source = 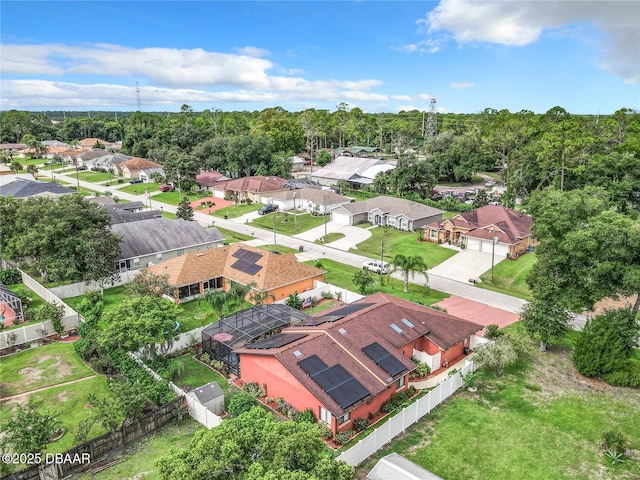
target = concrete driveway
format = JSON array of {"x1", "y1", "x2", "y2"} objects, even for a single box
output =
[
  {"x1": 428, "y1": 248, "x2": 506, "y2": 284},
  {"x1": 293, "y1": 222, "x2": 372, "y2": 251}
]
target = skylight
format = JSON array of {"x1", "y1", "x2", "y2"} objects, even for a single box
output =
[
  {"x1": 293, "y1": 350, "x2": 303, "y2": 358},
  {"x1": 390, "y1": 323, "x2": 403, "y2": 334},
  {"x1": 338, "y1": 327, "x2": 347, "y2": 335},
  {"x1": 401, "y1": 318, "x2": 415, "y2": 328}
]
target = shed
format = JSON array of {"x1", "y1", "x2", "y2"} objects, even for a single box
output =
[
  {"x1": 367, "y1": 453, "x2": 445, "y2": 480},
  {"x1": 187, "y1": 381, "x2": 225, "y2": 415}
]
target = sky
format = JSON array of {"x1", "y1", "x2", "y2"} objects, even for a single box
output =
[{"x1": 1, "y1": 0, "x2": 639, "y2": 115}]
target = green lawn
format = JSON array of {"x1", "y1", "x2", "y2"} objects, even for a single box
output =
[
  {"x1": 251, "y1": 211, "x2": 327, "y2": 235},
  {"x1": 312, "y1": 259, "x2": 449, "y2": 306},
  {"x1": 216, "y1": 226, "x2": 253, "y2": 243},
  {"x1": 152, "y1": 191, "x2": 201, "y2": 206},
  {"x1": 0, "y1": 342, "x2": 95, "y2": 398},
  {"x1": 75, "y1": 171, "x2": 117, "y2": 183},
  {"x1": 170, "y1": 355, "x2": 241, "y2": 407},
  {"x1": 162, "y1": 211, "x2": 177, "y2": 219},
  {"x1": 351, "y1": 227, "x2": 458, "y2": 269},
  {"x1": 477, "y1": 252, "x2": 536, "y2": 300},
  {"x1": 315, "y1": 232, "x2": 345, "y2": 244},
  {"x1": 117, "y1": 182, "x2": 160, "y2": 195},
  {"x1": 212, "y1": 203, "x2": 262, "y2": 219},
  {"x1": 0, "y1": 375, "x2": 111, "y2": 455},
  {"x1": 256, "y1": 244, "x2": 299, "y2": 255},
  {"x1": 356, "y1": 342, "x2": 640, "y2": 480},
  {"x1": 76, "y1": 419, "x2": 200, "y2": 480},
  {"x1": 1, "y1": 283, "x2": 48, "y2": 331}
]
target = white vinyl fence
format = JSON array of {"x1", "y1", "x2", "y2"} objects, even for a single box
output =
[
  {"x1": 273, "y1": 281, "x2": 364, "y2": 306},
  {"x1": 336, "y1": 360, "x2": 476, "y2": 467},
  {"x1": 129, "y1": 352, "x2": 222, "y2": 429},
  {"x1": 0, "y1": 269, "x2": 81, "y2": 349},
  {"x1": 49, "y1": 270, "x2": 140, "y2": 299}
]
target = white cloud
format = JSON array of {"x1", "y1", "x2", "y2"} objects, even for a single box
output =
[
  {"x1": 450, "y1": 82, "x2": 474, "y2": 90},
  {"x1": 422, "y1": 0, "x2": 639, "y2": 84},
  {"x1": 233, "y1": 46, "x2": 270, "y2": 58}
]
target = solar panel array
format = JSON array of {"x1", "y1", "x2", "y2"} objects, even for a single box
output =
[
  {"x1": 362, "y1": 342, "x2": 407, "y2": 377},
  {"x1": 231, "y1": 248, "x2": 264, "y2": 275},
  {"x1": 316, "y1": 303, "x2": 374, "y2": 322},
  {"x1": 298, "y1": 355, "x2": 369, "y2": 409}
]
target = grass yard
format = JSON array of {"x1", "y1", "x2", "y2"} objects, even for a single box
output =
[
  {"x1": 355, "y1": 338, "x2": 640, "y2": 480},
  {"x1": 0, "y1": 370, "x2": 111, "y2": 454},
  {"x1": 152, "y1": 191, "x2": 200, "y2": 206},
  {"x1": 256, "y1": 244, "x2": 299, "y2": 254},
  {"x1": 251, "y1": 211, "x2": 326, "y2": 235},
  {"x1": 75, "y1": 419, "x2": 200, "y2": 480},
  {"x1": 75, "y1": 171, "x2": 117, "y2": 183},
  {"x1": 315, "y1": 232, "x2": 345, "y2": 244},
  {"x1": 351, "y1": 227, "x2": 458, "y2": 269},
  {"x1": 477, "y1": 252, "x2": 536, "y2": 300},
  {"x1": 212, "y1": 203, "x2": 262, "y2": 219},
  {"x1": 216, "y1": 226, "x2": 253, "y2": 243},
  {"x1": 312, "y1": 259, "x2": 449, "y2": 306},
  {"x1": 117, "y1": 182, "x2": 160, "y2": 194},
  {"x1": 0, "y1": 342, "x2": 95, "y2": 398},
  {"x1": 169, "y1": 355, "x2": 241, "y2": 407}
]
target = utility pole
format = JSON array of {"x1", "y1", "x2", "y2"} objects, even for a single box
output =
[
  {"x1": 491, "y1": 230, "x2": 497, "y2": 282},
  {"x1": 273, "y1": 214, "x2": 277, "y2": 252},
  {"x1": 426, "y1": 98, "x2": 437, "y2": 137},
  {"x1": 380, "y1": 238, "x2": 385, "y2": 285},
  {"x1": 136, "y1": 82, "x2": 141, "y2": 111}
]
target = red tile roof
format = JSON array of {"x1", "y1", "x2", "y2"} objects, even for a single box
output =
[
  {"x1": 216, "y1": 176, "x2": 288, "y2": 193},
  {"x1": 196, "y1": 171, "x2": 230, "y2": 186},
  {"x1": 119, "y1": 157, "x2": 163, "y2": 171}
]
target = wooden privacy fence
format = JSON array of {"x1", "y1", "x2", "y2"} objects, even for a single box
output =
[
  {"x1": 2, "y1": 398, "x2": 182, "y2": 480},
  {"x1": 336, "y1": 360, "x2": 476, "y2": 467}
]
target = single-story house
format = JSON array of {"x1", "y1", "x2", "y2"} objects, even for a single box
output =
[
  {"x1": 146, "y1": 243, "x2": 326, "y2": 304},
  {"x1": 0, "y1": 144, "x2": 28, "y2": 155},
  {"x1": 330, "y1": 196, "x2": 444, "y2": 231},
  {"x1": 195, "y1": 171, "x2": 231, "y2": 193},
  {"x1": 212, "y1": 176, "x2": 289, "y2": 203},
  {"x1": 111, "y1": 218, "x2": 224, "y2": 272},
  {"x1": 42, "y1": 140, "x2": 70, "y2": 149},
  {"x1": 367, "y1": 453, "x2": 445, "y2": 480},
  {"x1": 77, "y1": 138, "x2": 110, "y2": 149},
  {"x1": 77, "y1": 150, "x2": 110, "y2": 168},
  {"x1": 263, "y1": 187, "x2": 353, "y2": 214},
  {"x1": 312, "y1": 156, "x2": 393, "y2": 187},
  {"x1": 0, "y1": 177, "x2": 76, "y2": 199},
  {"x1": 91, "y1": 153, "x2": 132, "y2": 172},
  {"x1": 231, "y1": 293, "x2": 482, "y2": 435},
  {"x1": 139, "y1": 167, "x2": 165, "y2": 183},
  {"x1": 332, "y1": 146, "x2": 381, "y2": 157},
  {"x1": 113, "y1": 158, "x2": 163, "y2": 179},
  {"x1": 423, "y1": 205, "x2": 535, "y2": 258},
  {"x1": 60, "y1": 148, "x2": 90, "y2": 164},
  {"x1": 187, "y1": 382, "x2": 225, "y2": 415}
]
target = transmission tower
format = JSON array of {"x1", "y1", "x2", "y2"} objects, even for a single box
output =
[
  {"x1": 426, "y1": 98, "x2": 437, "y2": 137},
  {"x1": 136, "y1": 82, "x2": 141, "y2": 111}
]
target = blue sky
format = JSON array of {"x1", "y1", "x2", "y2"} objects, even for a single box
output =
[{"x1": 1, "y1": 1, "x2": 638, "y2": 114}]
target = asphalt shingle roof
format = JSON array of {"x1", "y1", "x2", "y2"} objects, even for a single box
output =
[{"x1": 333, "y1": 196, "x2": 444, "y2": 220}]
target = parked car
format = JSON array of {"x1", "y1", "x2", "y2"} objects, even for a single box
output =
[
  {"x1": 159, "y1": 184, "x2": 173, "y2": 192},
  {"x1": 465, "y1": 189, "x2": 477, "y2": 196},
  {"x1": 75, "y1": 166, "x2": 87, "y2": 171},
  {"x1": 431, "y1": 192, "x2": 443, "y2": 201},
  {"x1": 362, "y1": 260, "x2": 391, "y2": 274},
  {"x1": 258, "y1": 204, "x2": 279, "y2": 215},
  {"x1": 129, "y1": 179, "x2": 143, "y2": 184},
  {"x1": 485, "y1": 180, "x2": 496, "y2": 187}
]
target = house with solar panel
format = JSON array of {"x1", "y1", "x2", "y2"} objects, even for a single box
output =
[
  {"x1": 214, "y1": 292, "x2": 483, "y2": 435},
  {"x1": 145, "y1": 243, "x2": 326, "y2": 304}
]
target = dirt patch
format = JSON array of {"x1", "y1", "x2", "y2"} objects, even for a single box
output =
[{"x1": 17, "y1": 367, "x2": 45, "y2": 386}]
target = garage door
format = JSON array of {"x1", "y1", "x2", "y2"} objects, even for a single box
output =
[
  {"x1": 493, "y1": 242, "x2": 509, "y2": 257},
  {"x1": 331, "y1": 212, "x2": 351, "y2": 225},
  {"x1": 465, "y1": 237, "x2": 482, "y2": 251}
]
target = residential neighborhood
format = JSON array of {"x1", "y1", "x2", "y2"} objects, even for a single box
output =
[{"x1": 1, "y1": 51, "x2": 639, "y2": 480}]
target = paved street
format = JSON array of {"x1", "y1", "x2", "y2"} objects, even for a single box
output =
[{"x1": 53, "y1": 172, "x2": 528, "y2": 315}]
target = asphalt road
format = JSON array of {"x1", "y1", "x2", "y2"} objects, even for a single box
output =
[{"x1": 55, "y1": 172, "x2": 527, "y2": 315}]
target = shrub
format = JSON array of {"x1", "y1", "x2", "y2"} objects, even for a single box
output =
[
  {"x1": 485, "y1": 324, "x2": 503, "y2": 339},
  {"x1": 227, "y1": 393, "x2": 258, "y2": 417},
  {"x1": 601, "y1": 429, "x2": 629, "y2": 455},
  {"x1": 334, "y1": 430, "x2": 353, "y2": 445},
  {"x1": 353, "y1": 417, "x2": 369, "y2": 431},
  {"x1": 241, "y1": 381, "x2": 265, "y2": 398},
  {"x1": 410, "y1": 357, "x2": 431, "y2": 378},
  {"x1": 295, "y1": 407, "x2": 315, "y2": 424},
  {"x1": 0, "y1": 268, "x2": 21, "y2": 285},
  {"x1": 317, "y1": 422, "x2": 333, "y2": 440},
  {"x1": 602, "y1": 359, "x2": 640, "y2": 387}
]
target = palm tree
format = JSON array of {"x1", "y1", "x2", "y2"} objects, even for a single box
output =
[
  {"x1": 205, "y1": 290, "x2": 231, "y2": 319},
  {"x1": 250, "y1": 289, "x2": 276, "y2": 306},
  {"x1": 390, "y1": 254, "x2": 428, "y2": 293},
  {"x1": 227, "y1": 281, "x2": 253, "y2": 309}
]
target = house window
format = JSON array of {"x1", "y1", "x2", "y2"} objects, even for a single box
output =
[
  {"x1": 156, "y1": 253, "x2": 163, "y2": 262},
  {"x1": 396, "y1": 376, "x2": 406, "y2": 389},
  {"x1": 319, "y1": 407, "x2": 332, "y2": 425},
  {"x1": 133, "y1": 258, "x2": 140, "y2": 268},
  {"x1": 430, "y1": 229, "x2": 438, "y2": 239},
  {"x1": 387, "y1": 218, "x2": 395, "y2": 226},
  {"x1": 338, "y1": 412, "x2": 350, "y2": 425}
]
